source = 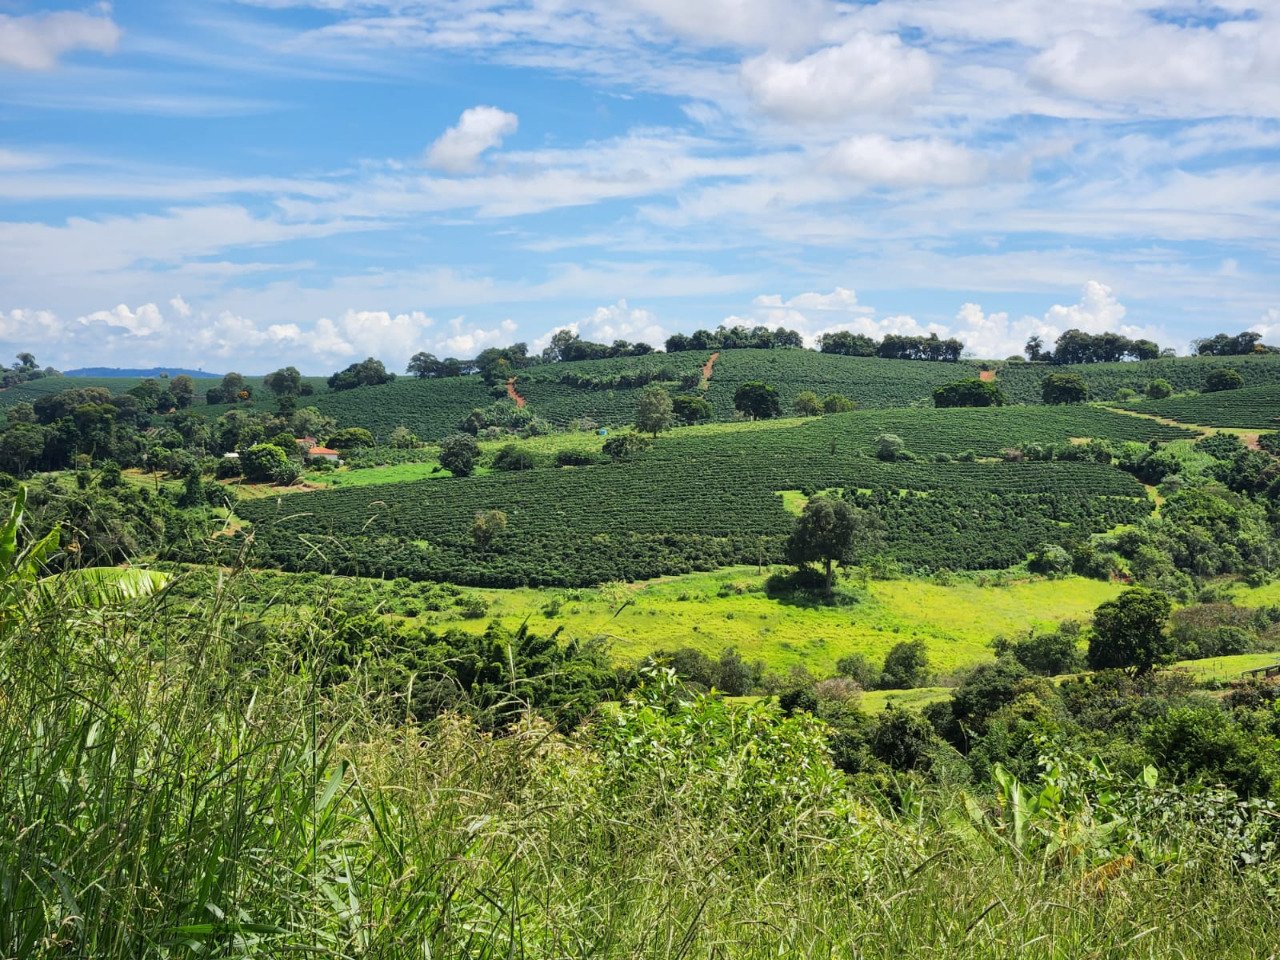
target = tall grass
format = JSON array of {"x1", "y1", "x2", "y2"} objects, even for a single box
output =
[{"x1": 2, "y1": 566, "x2": 1279, "y2": 958}]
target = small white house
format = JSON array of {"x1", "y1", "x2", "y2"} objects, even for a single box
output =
[{"x1": 307, "y1": 446, "x2": 341, "y2": 463}]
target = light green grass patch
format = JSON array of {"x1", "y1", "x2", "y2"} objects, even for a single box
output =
[
  {"x1": 1168, "y1": 652, "x2": 1280, "y2": 684},
  {"x1": 861, "y1": 687, "x2": 951, "y2": 713},
  {"x1": 443, "y1": 566, "x2": 1122, "y2": 675}
]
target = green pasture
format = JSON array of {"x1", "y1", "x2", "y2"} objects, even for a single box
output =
[{"x1": 440, "y1": 566, "x2": 1123, "y2": 675}]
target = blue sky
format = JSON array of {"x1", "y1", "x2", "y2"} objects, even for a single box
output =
[{"x1": 2, "y1": 0, "x2": 1280, "y2": 373}]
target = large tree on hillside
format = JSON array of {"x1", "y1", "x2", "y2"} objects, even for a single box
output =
[
  {"x1": 734, "y1": 381, "x2": 781, "y2": 420},
  {"x1": 636, "y1": 386, "x2": 674, "y2": 437},
  {"x1": 1041, "y1": 373, "x2": 1089, "y2": 405},
  {"x1": 1087, "y1": 587, "x2": 1174, "y2": 676},
  {"x1": 786, "y1": 496, "x2": 880, "y2": 596},
  {"x1": 933, "y1": 379, "x2": 1007, "y2": 408}
]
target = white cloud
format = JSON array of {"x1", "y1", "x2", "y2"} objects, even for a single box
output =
[
  {"x1": 169, "y1": 294, "x2": 192, "y2": 318},
  {"x1": 575, "y1": 299, "x2": 669, "y2": 346},
  {"x1": 79, "y1": 302, "x2": 166, "y2": 337},
  {"x1": 433, "y1": 316, "x2": 519, "y2": 357},
  {"x1": 753, "y1": 286, "x2": 872, "y2": 315},
  {"x1": 1251, "y1": 308, "x2": 1280, "y2": 345},
  {"x1": 742, "y1": 286, "x2": 943, "y2": 346},
  {"x1": 0, "y1": 9, "x2": 121, "y2": 70},
  {"x1": 0, "y1": 307, "x2": 64, "y2": 342},
  {"x1": 740, "y1": 33, "x2": 936, "y2": 121},
  {"x1": 425, "y1": 106, "x2": 519, "y2": 174},
  {"x1": 1043, "y1": 279, "x2": 1127, "y2": 334},
  {"x1": 948, "y1": 302, "x2": 1055, "y2": 359},
  {"x1": 823, "y1": 135, "x2": 991, "y2": 187},
  {"x1": 1027, "y1": 19, "x2": 1280, "y2": 115},
  {"x1": 627, "y1": 0, "x2": 831, "y2": 48}
]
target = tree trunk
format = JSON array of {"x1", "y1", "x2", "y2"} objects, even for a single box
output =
[{"x1": 824, "y1": 559, "x2": 834, "y2": 596}]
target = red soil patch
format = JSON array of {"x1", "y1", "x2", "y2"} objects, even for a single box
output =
[
  {"x1": 506, "y1": 376, "x2": 526, "y2": 408},
  {"x1": 978, "y1": 369, "x2": 996, "y2": 382},
  {"x1": 1242, "y1": 433, "x2": 1262, "y2": 451},
  {"x1": 701, "y1": 352, "x2": 720, "y2": 384}
]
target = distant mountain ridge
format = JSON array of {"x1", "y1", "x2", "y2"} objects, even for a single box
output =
[{"x1": 62, "y1": 367, "x2": 223, "y2": 378}]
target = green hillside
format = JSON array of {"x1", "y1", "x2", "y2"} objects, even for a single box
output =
[
  {"x1": 1116, "y1": 382, "x2": 1280, "y2": 430},
  {"x1": 211, "y1": 350, "x2": 1280, "y2": 441},
  {"x1": 229, "y1": 406, "x2": 1162, "y2": 587}
]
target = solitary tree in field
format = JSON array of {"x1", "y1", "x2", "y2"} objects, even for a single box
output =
[
  {"x1": 875, "y1": 434, "x2": 904, "y2": 461},
  {"x1": 793, "y1": 391, "x2": 822, "y2": 416},
  {"x1": 933, "y1": 379, "x2": 1006, "y2": 408},
  {"x1": 636, "y1": 386, "x2": 674, "y2": 437},
  {"x1": 734, "y1": 381, "x2": 781, "y2": 420},
  {"x1": 786, "y1": 496, "x2": 881, "y2": 597},
  {"x1": 472, "y1": 509, "x2": 508, "y2": 550},
  {"x1": 1041, "y1": 373, "x2": 1090, "y2": 405},
  {"x1": 822, "y1": 394, "x2": 855, "y2": 414},
  {"x1": 264, "y1": 366, "x2": 303, "y2": 396},
  {"x1": 1204, "y1": 368, "x2": 1244, "y2": 393},
  {"x1": 1146, "y1": 378, "x2": 1173, "y2": 399},
  {"x1": 1087, "y1": 587, "x2": 1174, "y2": 675},
  {"x1": 673, "y1": 394, "x2": 711, "y2": 424},
  {"x1": 439, "y1": 434, "x2": 480, "y2": 476}
]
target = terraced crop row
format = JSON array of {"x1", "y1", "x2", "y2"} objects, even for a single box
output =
[
  {"x1": 1115, "y1": 383, "x2": 1280, "y2": 430},
  {"x1": 991, "y1": 355, "x2": 1280, "y2": 405},
  {"x1": 229, "y1": 408, "x2": 1155, "y2": 586}
]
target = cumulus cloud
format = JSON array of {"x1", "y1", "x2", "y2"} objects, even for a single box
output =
[
  {"x1": 1250, "y1": 308, "x2": 1280, "y2": 345},
  {"x1": 79, "y1": 302, "x2": 166, "y2": 337},
  {"x1": 948, "y1": 302, "x2": 1055, "y2": 360},
  {"x1": 573, "y1": 299, "x2": 669, "y2": 346},
  {"x1": 948, "y1": 282, "x2": 1167, "y2": 359},
  {"x1": 740, "y1": 33, "x2": 935, "y2": 121},
  {"x1": 169, "y1": 294, "x2": 192, "y2": 318},
  {"x1": 740, "y1": 286, "x2": 941, "y2": 346},
  {"x1": 823, "y1": 135, "x2": 991, "y2": 187},
  {"x1": 434, "y1": 316, "x2": 519, "y2": 357},
  {"x1": 0, "y1": 9, "x2": 121, "y2": 70},
  {"x1": 425, "y1": 106, "x2": 519, "y2": 174},
  {"x1": 1028, "y1": 19, "x2": 1280, "y2": 114},
  {"x1": 0, "y1": 307, "x2": 64, "y2": 341}
]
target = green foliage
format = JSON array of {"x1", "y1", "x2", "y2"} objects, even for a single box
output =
[
  {"x1": 602, "y1": 431, "x2": 651, "y2": 461},
  {"x1": 328, "y1": 357, "x2": 396, "y2": 391},
  {"x1": 785, "y1": 495, "x2": 864, "y2": 595},
  {"x1": 880, "y1": 639, "x2": 931, "y2": 689},
  {"x1": 439, "y1": 433, "x2": 480, "y2": 477},
  {"x1": 1042, "y1": 372, "x2": 1090, "y2": 405},
  {"x1": 822, "y1": 393, "x2": 855, "y2": 413},
  {"x1": 635, "y1": 386, "x2": 674, "y2": 437},
  {"x1": 1088, "y1": 587, "x2": 1175, "y2": 675},
  {"x1": 241, "y1": 443, "x2": 291, "y2": 483},
  {"x1": 1205, "y1": 368, "x2": 1245, "y2": 393},
  {"x1": 875, "y1": 433, "x2": 904, "y2": 461},
  {"x1": 792, "y1": 390, "x2": 822, "y2": 416},
  {"x1": 1118, "y1": 382, "x2": 1280, "y2": 430},
  {"x1": 933, "y1": 379, "x2": 1007, "y2": 408},
  {"x1": 1145, "y1": 707, "x2": 1280, "y2": 797},
  {"x1": 471, "y1": 509, "x2": 507, "y2": 550},
  {"x1": 1146, "y1": 378, "x2": 1173, "y2": 399},
  {"x1": 734, "y1": 381, "x2": 781, "y2": 420},
  {"x1": 326, "y1": 427, "x2": 375, "y2": 450},
  {"x1": 836, "y1": 652, "x2": 882, "y2": 690},
  {"x1": 491, "y1": 444, "x2": 536, "y2": 472},
  {"x1": 672, "y1": 394, "x2": 711, "y2": 424},
  {"x1": 993, "y1": 622, "x2": 1084, "y2": 676}
]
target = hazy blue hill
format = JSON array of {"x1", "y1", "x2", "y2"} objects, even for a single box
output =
[{"x1": 62, "y1": 366, "x2": 222, "y2": 378}]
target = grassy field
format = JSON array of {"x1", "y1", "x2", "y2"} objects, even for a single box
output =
[{"x1": 440, "y1": 566, "x2": 1122, "y2": 674}]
